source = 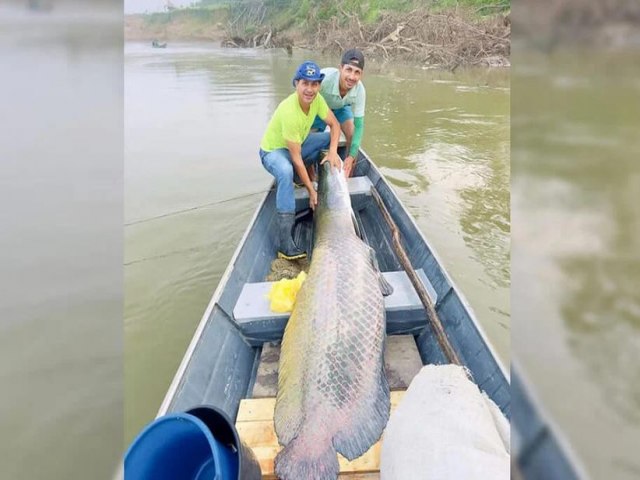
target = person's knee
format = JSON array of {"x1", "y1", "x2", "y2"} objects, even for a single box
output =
[{"x1": 272, "y1": 158, "x2": 293, "y2": 182}]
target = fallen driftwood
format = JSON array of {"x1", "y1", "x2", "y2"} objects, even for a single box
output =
[
  {"x1": 313, "y1": 8, "x2": 510, "y2": 69},
  {"x1": 222, "y1": 6, "x2": 510, "y2": 68},
  {"x1": 221, "y1": 29, "x2": 293, "y2": 52}
]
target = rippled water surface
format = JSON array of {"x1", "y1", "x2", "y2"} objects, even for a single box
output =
[{"x1": 124, "y1": 43, "x2": 510, "y2": 441}]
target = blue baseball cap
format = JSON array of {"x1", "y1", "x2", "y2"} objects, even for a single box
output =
[{"x1": 292, "y1": 60, "x2": 325, "y2": 87}]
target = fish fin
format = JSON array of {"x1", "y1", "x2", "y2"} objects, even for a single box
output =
[
  {"x1": 368, "y1": 247, "x2": 394, "y2": 296},
  {"x1": 333, "y1": 373, "x2": 391, "y2": 460},
  {"x1": 274, "y1": 433, "x2": 340, "y2": 480},
  {"x1": 350, "y1": 209, "x2": 364, "y2": 240},
  {"x1": 378, "y1": 274, "x2": 394, "y2": 297},
  {"x1": 274, "y1": 312, "x2": 306, "y2": 444},
  {"x1": 274, "y1": 379, "x2": 304, "y2": 445}
]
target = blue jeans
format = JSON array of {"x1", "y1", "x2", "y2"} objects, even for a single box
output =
[
  {"x1": 311, "y1": 105, "x2": 354, "y2": 131},
  {"x1": 260, "y1": 132, "x2": 330, "y2": 213}
]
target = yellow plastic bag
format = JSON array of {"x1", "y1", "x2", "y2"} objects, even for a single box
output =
[{"x1": 266, "y1": 271, "x2": 307, "y2": 313}]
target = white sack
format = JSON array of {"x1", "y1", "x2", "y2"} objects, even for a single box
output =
[{"x1": 380, "y1": 364, "x2": 510, "y2": 480}]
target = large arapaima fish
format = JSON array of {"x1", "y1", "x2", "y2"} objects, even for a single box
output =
[{"x1": 274, "y1": 161, "x2": 392, "y2": 480}]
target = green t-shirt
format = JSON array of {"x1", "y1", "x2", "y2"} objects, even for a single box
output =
[{"x1": 260, "y1": 92, "x2": 329, "y2": 152}]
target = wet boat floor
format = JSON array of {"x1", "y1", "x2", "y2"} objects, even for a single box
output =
[{"x1": 251, "y1": 334, "x2": 423, "y2": 398}]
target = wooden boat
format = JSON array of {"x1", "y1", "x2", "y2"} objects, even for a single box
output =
[{"x1": 155, "y1": 149, "x2": 585, "y2": 478}]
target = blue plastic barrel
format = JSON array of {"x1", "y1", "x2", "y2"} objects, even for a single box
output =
[
  {"x1": 125, "y1": 412, "x2": 238, "y2": 480},
  {"x1": 186, "y1": 406, "x2": 261, "y2": 480}
]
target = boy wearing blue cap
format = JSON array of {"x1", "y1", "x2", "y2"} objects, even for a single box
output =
[
  {"x1": 260, "y1": 60, "x2": 342, "y2": 260},
  {"x1": 312, "y1": 49, "x2": 366, "y2": 178}
]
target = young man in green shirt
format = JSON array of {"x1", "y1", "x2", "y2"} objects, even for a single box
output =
[
  {"x1": 311, "y1": 49, "x2": 366, "y2": 178},
  {"x1": 260, "y1": 61, "x2": 342, "y2": 260}
]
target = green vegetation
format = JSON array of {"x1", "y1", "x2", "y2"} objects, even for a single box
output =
[
  {"x1": 142, "y1": 6, "x2": 229, "y2": 28},
  {"x1": 144, "y1": 11, "x2": 173, "y2": 25},
  {"x1": 201, "y1": 0, "x2": 510, "y2": 32},
  {"x1": 432, "y1": 0, "x2": 509, "y2": 8},
  {"x1": 430, "y1": 0, "x2": 510, "y2": 15}
]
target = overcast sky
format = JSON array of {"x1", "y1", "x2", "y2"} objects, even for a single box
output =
[{"x1": 124, "y1": 0, "x2": 195, "y2": 14}]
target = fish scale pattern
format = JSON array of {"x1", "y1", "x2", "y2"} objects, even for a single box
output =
[{"x1": 274, "y1": 174, "x2": 390, "y2": 480}]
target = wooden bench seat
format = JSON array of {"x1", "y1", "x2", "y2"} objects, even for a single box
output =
[
  {"x1": 233, "y1": 269, "x2": 437, "y2": 346},
  {"x1": 294, "y1": 176, "x2": 374, "y2": 210}
]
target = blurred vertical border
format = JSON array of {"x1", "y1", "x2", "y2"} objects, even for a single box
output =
[
  {"x1": 512, "y1": 1, "x2": 640, "y2": 479},
  {"x1": 0, "y1": 0, "x2": 123, "y2": 478}
]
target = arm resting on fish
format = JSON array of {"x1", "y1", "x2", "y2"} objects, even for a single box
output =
[{"x1": 321, "y1": 109, "x2": 343, "y2": 171}]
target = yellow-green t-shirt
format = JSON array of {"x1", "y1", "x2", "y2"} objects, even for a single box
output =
[{"x1": 260, "y1": 92, "x2": 329, "y2": 152}]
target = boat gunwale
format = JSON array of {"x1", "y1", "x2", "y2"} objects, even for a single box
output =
[
  {"x1": 512, "y1": 360, "x2": 589, "y2": 479},
  {"x1": 360, "y1": 148, "x2": 510, "y2": 383}
]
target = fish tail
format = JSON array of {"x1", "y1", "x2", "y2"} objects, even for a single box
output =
[{"x1": 274, "y1": 434, "x2": 339, "y2": 480}]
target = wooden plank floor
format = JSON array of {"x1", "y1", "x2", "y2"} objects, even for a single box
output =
[{"x1": 236, "y1": 391, "x2": 406, "y2": 478}]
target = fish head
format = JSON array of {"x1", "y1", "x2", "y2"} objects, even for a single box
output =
[{"x1": 318, "y1": 161, "x2": 351, "y2": 212}]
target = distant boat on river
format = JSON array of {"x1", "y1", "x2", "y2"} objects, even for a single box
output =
[{"x1": 27, "y1": 0, "x2": 53, "y2": 11}]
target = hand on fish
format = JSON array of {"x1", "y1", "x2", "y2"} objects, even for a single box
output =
[
  {"x1": 343, "y1": 155, "x2": 356, "y2": 178},
  {"x1": 308, "y1": 187, "x2": 318, "y2": 210},
  {"x1": 320, "y1": 151, "x2": 342, "y2": 172}
]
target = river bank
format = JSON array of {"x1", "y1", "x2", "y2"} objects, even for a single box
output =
[
  {"x1": 125, "y1": 9, "x2": 228, "y2": 42},
  {"x1": 125, "y1": 5, "x2": 510, "y2": 69}
]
